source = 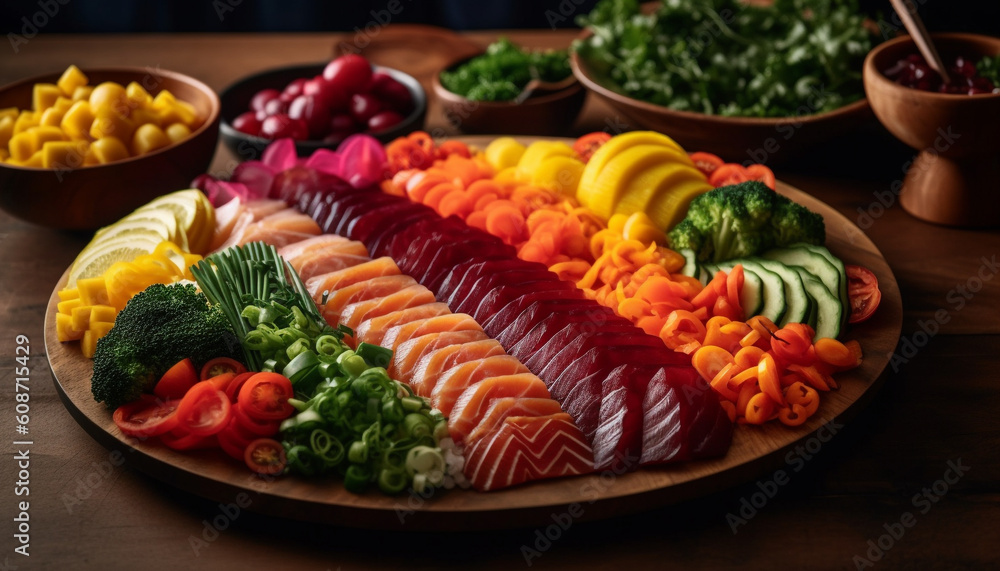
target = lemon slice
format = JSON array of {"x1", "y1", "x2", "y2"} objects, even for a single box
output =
[
  {"x1": 68, "y1": 234, "x2": 163, "y2": 286},
  {"x1": 646, "y1": 179, "x2": 713, "y2": 230},
  {"x1": 579, "y1": 145, "x2": 691, "y2": 220},
  {"x1": 579, "y1": 131, "x2": 689, "y2": 194},
  {"x1": 137, "y1": 189, "x2": 214, "y2": 254},
  {"x1": 112, "y1": 208, "x2": 186, "y2": 249},
  {"x1": 530, "y1": 155, "x2": 585, "y2": 196},
  {"x1": 484, "y1": 137, "x2": 526, "y2": 171},
  {"x1": 614, "y1": 162, "x2": 707, "y2": 217},
  {"x1": 516, "y1": 141, "x2": 577, "y2": 180}
]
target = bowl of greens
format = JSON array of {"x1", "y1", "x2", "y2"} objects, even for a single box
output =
[
  {"x1": 433, "y1": 38, "x2": 586, "y2": 135},
  {"x1": 571, "y1": 0, "x2": 876, "y2": 162}
]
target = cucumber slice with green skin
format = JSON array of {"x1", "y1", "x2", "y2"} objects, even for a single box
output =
[
  {"x1": 680, "y1": 248, "x2": 699, "y2": 278},
  {"x1": 790, "y1": 267, "x2": 843, "y2": 340},
  {"x1": 731, "y1": 260, "x2": 786, "y2": 324},
  {"x1": 784, "y1": 244, "x2": 849, "y2": 324},
  {"x1": 749, "y1": 258, "x2": 810, "y2": 326},
  {"x1": 713, "y1": 262, "x2": 764, "y2": 319},
  {"x1": 698, "y1": 265, "x2": 711, "y2": 285}
]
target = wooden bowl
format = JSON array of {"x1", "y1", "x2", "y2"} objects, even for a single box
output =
[
  {"x1": 569, "y1": 39, "x2": 873, "y2": 163},
  {"x1": 432, "y1": 57, "x2": 585, "y2": 136},
  {"x1": 0, "y1": 68, "x2": 220, "y2": 230},
  {"x1": 219, "y1": 64, "x2": 426, "y2": 161},
  {"x1": 863, "y1": 33, "x2": 1000, "y2": 227}
]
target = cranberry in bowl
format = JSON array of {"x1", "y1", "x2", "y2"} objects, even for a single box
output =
[{"x1": 219, "y1": 56, "x2": 426, "y2": 161}]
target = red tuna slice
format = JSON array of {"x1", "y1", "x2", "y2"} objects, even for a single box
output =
[
  {"x1": 388, "y1": 330, "x2": 492, "y2": 383},
  {"x1": 409, "y1": 339, "x2": 508, "y2": 399},
  {"x1": 305, "y1": 256, "x2": 401, "y2": 300},
  {"x1": 365, "y1": 209, "x2": 439, "y2": 260},
  {"x1": 486, "y1": 298, "x2": 611, "y2": 337},
  {"x1": 345, "y1": 201, "x2": 434, "y2": 244},
  {"x1": 441, "y1": 259, "x2": 554, "y2": 310},
  {"x1": 527, "y1": 328, "x2": 663, "y2": 378},
  {"x1": 545, "y1": 368, "x2": 604, "y2": 442},
  {"x1": 466, "y1": 397, "x2": 565, "y2": 446},
  {"x1": 509, "y1": 310, "x2": 625, "y2": 362},
  {"x1": 463, "y1": 413, "x2": 595, "y2": 491},
  {"x1": 449, "y1": 269, "x2": 571, "y2": 316},
  {"x1": 333, "y1": 193, "x2": 401, "y2": 237},
  {"x1": 638, "y1": 366, "x2": 732, "y2": 464},
  {"x1": 429, "y1": 354, "x2": 530, "y2": 414},
  {"x1": 337, "y1": 284, "x2": 437, "y2": 330},
  {"x1": 353, "y1": 302, "x2": 451, "y2": 346},
  {"x1": 473, "y1": 279, "x2": 581, "y2": 320},
  {"x1": 448, "y1": 373, "x2": 551, "y2": 442},
  {"x1": 321, "y1": 275, "x2": 418, "y2": 322},
  {"x1": 380, "y1": 313, "x2": 483, "y2": 352},
  {"x1": 478, "y1": 289, "x2": 589, "y2": 335},
  {"x1": 590, "y1": 364, "x2": 663, "y2": 471},
  {"x1": 311, "y1": 190, "x2": 372, "y2": 234}
]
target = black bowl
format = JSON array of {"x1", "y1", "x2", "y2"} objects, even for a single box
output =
[{"x1": 219, "y1": 63, "x2": 426, "y2": 162}]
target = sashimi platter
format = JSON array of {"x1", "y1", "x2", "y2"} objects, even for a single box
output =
[{"x1": 46, "y1": 130, "x2": 901, "y2": 529}]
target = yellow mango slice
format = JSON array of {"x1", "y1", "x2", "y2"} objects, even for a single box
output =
[
  {"x1": 57, "y1": 65, "x2": 89, "y2": 97},
  {"x1": 130, "y1": 123, "x2": 170, "y2": 155},
  {"x1": 89, "y1": 108, "x2": 135, "y2": 142},
  {"x1": 164, "y1": 122, "x2": 191, "y2": 143},
  {"x1": 60, "y1": 100, "x2": 95, "y2": 140},
  {"x1": 32, "y1": 83, "x2": 62, "y2": 112}
]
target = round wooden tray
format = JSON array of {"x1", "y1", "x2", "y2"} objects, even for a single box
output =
[{"x1": 44, "y1": 171, "x2": 902, "y2": 531}]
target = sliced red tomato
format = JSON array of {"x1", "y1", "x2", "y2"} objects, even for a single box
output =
[
  {"x1": 689, "y1": 151, "x2": 725, "y2": 176},
  {"x1": 234, "y1": 403, "x2": 282, "y2": 436},
  {"x1": 217, "y1": 417, "x2": 254, "y2": 461},
  {"x1": 175, "y1": 381, "x2": 232, "y2": 436},
  {"x1": 244, "y1": 438, "x2": 287, "y2": 475},
  {"x1": 846, "y1": 265, "x2": 882, "y2": 323},
  {"x1": 744, "y1": 164, "x2": 776, "y2": 189},
  {"x1": 237, "y1": 373, "x2": 295, "y2": 421},
  {"x1": 200, "y1": 357, "x2": 247, "y2": 381},
  {"x1": 205, "y1": 372, "x2": 236, "y2": 392},
  {"x1": 113, "y1": 395, "x2": 180, "y2": 437},
  {"x1": 154, "y1": 358, "x2": 198, "y2": 400},
  {"x1": 225, "y1": 372, "x2": 255, "y2": 403},
  {"x1": 708, "y1": 164, "x2": 750, "y2": 187},
  {"x1": 573, "y1": 132, "x2": 612, "y2": 163},
  {"x1": 770, "y1": 324, "x2": 816, "y2": 366},
  {"x1": 160, "y1": 429, "x2": 218, "y2": 451}
]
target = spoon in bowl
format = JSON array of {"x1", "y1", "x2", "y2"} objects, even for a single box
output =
[
  {"x1": 513, "y1": 75, "x2": 577, "y2": 104},
  {"x1": 889, "y1": 0, "x2": 951, "y2": 84}
]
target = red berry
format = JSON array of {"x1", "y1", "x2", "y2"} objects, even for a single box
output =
[{"x1": 232, "y1": 111, "x2": 262, "y2": 136}]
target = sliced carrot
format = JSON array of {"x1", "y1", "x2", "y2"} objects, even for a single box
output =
[
  {"x1": 692, "y1": 345, "x2": 735, "y2": 382},
  {"x1": 744, "y1": 392, "x2": 776, "y2": 425},
  {"x1": 709, "y1": 363, "x2": 739, "y2": 401},
  {"x1": 758, "y1": 353, "x2": 784, "y2": 405}
]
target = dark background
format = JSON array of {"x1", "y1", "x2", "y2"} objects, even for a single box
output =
[{"x1": 1, "y1": 0, "x2": 998, "y2": 34}]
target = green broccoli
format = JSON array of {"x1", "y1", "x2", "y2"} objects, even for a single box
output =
[
  {"x1": 668, "y1": 181, "x2": 825, "y2": 263},
  {"x1": 91, "y1": 283, "x2": 239, "y2": 410}
]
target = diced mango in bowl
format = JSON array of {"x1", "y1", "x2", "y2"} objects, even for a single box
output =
[{"x1": 2, "y1": 65, "x2": 204, "y2": 168}]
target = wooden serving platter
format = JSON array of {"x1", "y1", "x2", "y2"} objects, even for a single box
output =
[{"x1": 44, "y1": 169, "x2": 902, "y2": 531}]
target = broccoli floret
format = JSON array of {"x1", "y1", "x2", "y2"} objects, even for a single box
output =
[
  {"x1": 668, "y1": 181, "x2": 825, "y2": 263},
  {"x1": 91, "y1": 283, "x2": 239, "y2": 410}
]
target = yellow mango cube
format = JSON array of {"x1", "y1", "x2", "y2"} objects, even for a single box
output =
[
  {"x1": 21, "y1": 150, "x2": 44, "y2": 167},
  {"x1": 56, "y1": 313, "x2": 85, "y2": 342},
  {"x1": 32, "y1": 83, "x2": 62, "y2": 112},
  {"x1": 7, "y1": 132, "x2": 36, "y2": 161},
  {"x1": 57, "y1": 298, "x2": 83, "y2": 314},
  {"x1": 164, "y1": 122, "x2": 191, "y2": 143},
  {"x1": 89, "y1": 137, "x2": 129, "y2": 164},
  {"x1": 41, "y1": 140, "x2": 88, "y2": 169},
  {"x1": 0, "y1": 116, "x2": 14, "y2": 148},
  {"x1": 90, "y1": 305, "x2": 117, "y2": 323},
  {"x1": 72, "y1": 85, "x2": 94, "y2": 102},
  {"x1": 125, "y1": 82, "x2": 153, "y2": 110},
  {"x1": 71, "y1": 305, "x2": 93, "y2": 331},
  {"x1": 82, "y1": 145, "x2": 99, "y2": 166},
  {"x1": 0, "y1": 149, "x2": 8, "y2": 162},
  {"x1": 57, "y1": 65, "x2": 89, "y2": 96},
  {"x1": 53, "y1": 97, "x2": 74, "y2": 112},
  {"x1": 13, "y1": 111, "x2": 39, "y2": 134},
  {"x1": 0, "y1": 107, "x2": 17, "y2": 122},
  {"x1": 129, "y1": 108, "x2": 160, "y2": 128},
  {"x1": 131, "y1": 123, "x2": 170, "y2": 155},
  {"x1": 81, "y1": 330, "x2": 98, "y2": 358},
  {"x1": 89, "y1": 81, "x2": 129, "y2": 116},
  {"x1": 77, "y1": 276, "x2": 110, "y2": 306},
  {"x1": 60, "y1": 101, "x2": 95, "y2": 140},
  {"x1": 39, "y1": 106, "x2": 68, "y2": 127},
  {"x1": 89, "y1": 107, "x2": 135, "y2": 143},
  {"x1": 57, "y1": 287, "x2": 80, "y2": 301}
]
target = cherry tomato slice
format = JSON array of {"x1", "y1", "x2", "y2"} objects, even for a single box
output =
[
  {"x1": 573, "y1": 132, "x2": 612, "y2": 163},
  {"x1": 217, "y1": 417, "x2": 254, "y2": 461},
  {"x1": 225, "y1": 372, "x2": 256, "y2": 403},
  {"x1": 200, "y1": 357, "x2": 247, "y2": 381},
  {"x1": 237, "y1": 373, "x2": 295, "y2": 421},
  {"x1": 154, "y1": 358, "x2": 198, "y2": 400},
  {"x1": 244, "y1": 438, "x2": 287, "y2": 475},
  {"x1": 204, "y1": 372, "x2": 236, "y2": 393},
  {"x1": 160, "y1": 429, "x2": 218, "y2": 451},
  {"x1": 688, "y1": 151, "x2": 725, "y2": 176},
  {"x1": 234, "y1": 403, "x2": 282, "y2": 437},
  {"x1": 846, "y1": 265, "x2": 882, "y2": 324},
  {"x1": 708, "y1": 164, "x2": 750, "y2": 187},
  {"x1": 113, "y1": 395, "x2": 180, "y2": 437},
  {"x1": 175, "y1": 381, "x2": 232, "y2": 436},
  {"x1": 744, "y1": 164, "x2": 776, "y2": 189}
]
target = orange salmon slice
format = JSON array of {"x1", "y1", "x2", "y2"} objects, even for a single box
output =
[
  {"x1": 388, "y1": 330, "x2": 491, "y2": 383},
  {"x1": 465, "y1": 397, "x2": 565, "y2": 445},
  {"x1": 321, "y1": 275, "x2": 418, "y2": 320},
  {"x1": 448, "y1": 373, "x2": 551, "y2": 441},
  {"x1": 337, "y1": 285, "x2": 438, "y2": 330},
  {"x1": 429, "y1": 354, "x2": 529, "y2": 415},
  {"x1": 353, "y1": 302, "x2": 452, "y2": 346},
  {"x1": 380, "y1": 313, "x2": 483, "y2": 352},
  {"x1": 305, "y1": 256, "x2": 401, "y2": 299}
]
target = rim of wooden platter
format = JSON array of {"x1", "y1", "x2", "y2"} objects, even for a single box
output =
[{"x1": 44, "y1": 136, "x2": 903, "y2": 531}]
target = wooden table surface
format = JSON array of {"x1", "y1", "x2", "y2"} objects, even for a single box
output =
[{"x1": 1, "y1": 30, "x2": 998, "y2": 570}]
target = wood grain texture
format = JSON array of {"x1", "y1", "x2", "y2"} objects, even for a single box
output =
[{"x1": 43, "y1": 175, "x2": 902, "y2": 530}]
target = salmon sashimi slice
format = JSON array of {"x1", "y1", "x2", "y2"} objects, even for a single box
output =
[
  {"x1": 448, "y1": 373, "x2": 551, "y2": 441},
  {"x1": 278, "y1": 234, "x2": 355, "y2": 263},
  {"x1": 426, "y1": 354, "x2": 526, "y2": 413},
  {"x1": 388, "y1": 330, "x2": 491, "y2": 383},
  {"x1": 209, "y1": 198, "x2": 245, "y2": 252},
  {"x1": 257, "y1": 208, "x2": 322, "y2": 234},
  {"x1": 353, "y1": 302, "x2": 452, "y2": 346},
  {"x1": 321, "y1": 275, "x2": 418, "y2": 321},
  {"x1": 238, "y1": 229, "x2": 320, "y2": 249},
  {"x1": 409, "y1": 340, "x2": 509, "y2": 400},
  {"x1": 337, "y1": 285, "x2": 438, "y2": 330},
  {"x1": 305, "y1": 257, "x2": 401, "y2": 300},
  {"x1": 466, "y1": 397, "x2": 565, "y2": 445},
  {"x1": 245, "y1": 199, "x2": 288, "y2": 221},
  {"x1": 211, "y1": 210, "x2": 254, "y2": 253},
  {"x1": 380, "y1": 313, "x2": 483, "y2": 352},
  {"x1": 463, "y1": 413, "x2": 595, "y2": 491},
  {"x1": 296, "y1": 254, "x2": 372, "y2": 283}
]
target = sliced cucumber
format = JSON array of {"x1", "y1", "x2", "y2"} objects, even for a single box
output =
[
  {"x1": 698, "y1": 265, "x2": 711, "y2": 285},
  {"x1": 785, "y1": 244, "x2": 849, "y2": 323},
  {"x1": 679, "y1": 248, "x2": 699, "y2": 278},
  {"x1": 749, "y1": 258, "x2": 810, "y2": 326},
  {"x1": 733, "y1": 260, "x2": 786, "y2": 324},
  {"x1": 714, "y1": 262, "x2": 764, "y2": 318},
  {"x1": 790, "y1": 267, "x2": 843, "y2": 340}
]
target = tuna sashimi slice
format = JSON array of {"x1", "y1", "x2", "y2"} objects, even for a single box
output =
[
  {"x1": 429, "y1": 354, "x2": 529, "y2": 414},
  {"x1": 464, "y1": 414, "x2": 594, "y2": 491},
  {"x1": 388, "y1": 330, "x2": 491, "y2": 383},
  {"x1": 466, "y1": 397, "x2": 564, "y2": 446},
  {"x1": 380, "y1": 313, "x2": 482, "y2": 352},
  {"x1": 448, "y1": 373, "x2": 550, "y2": 442},
  {"x1": 353, "y1": 302, "x2": 451, "y2": 346},
  {"x1": 408, "y1": 340, "x2": 508, "y2": 401},
  {"x1": 321, "y1": 275, "x2": 418, "y2": 321},
  {"x1": 305, "y1": 256, "x2": 401, "y2": 299},
  {"x1": 639, "y1": 366, "x2": 732, "y2": 465},
  {"x1": 337, "y1": 285, "x2": 437, "y2": 330}
]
